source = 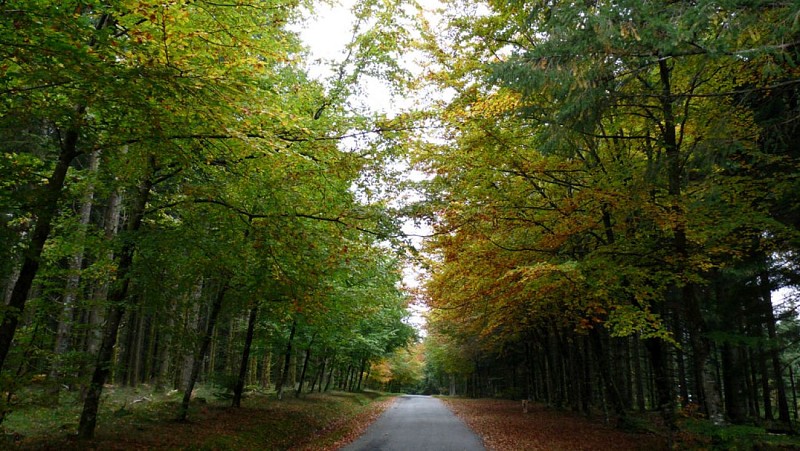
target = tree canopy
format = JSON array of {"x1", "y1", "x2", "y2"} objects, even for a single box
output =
[
  {"x1": 2, "y1": 0, "x2": 800, "y2": 442},
  {"x1": 415, "y1": 0, "x2": 800, "y2": 430},
  {"x1": 1, "y1": 0, "x2": 418, "y2": 438}
]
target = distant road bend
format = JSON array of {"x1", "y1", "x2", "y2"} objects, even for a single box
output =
[{"x1": 341, "y1": 395, "x2": 486, "y2": 451}]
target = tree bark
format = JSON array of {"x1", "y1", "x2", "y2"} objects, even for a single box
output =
[
  {"x1": 180, "y1": 280, "x2": 204, "y2": 391},
  {"x1": 178, "y1": 284, "x2": 228, "y2": 421},
  {"x1": 0, "y1": 114, "x2": 84, "y2": 374},
  {"x1": 260, "y1": 350, "x2": 271, "y2": 389},
  {"x1": 356, "y1": 358, "x2": 367, "y2": 391},
  {"x1": 659, "y1": 57, "x2": 723, "y2": 423},
  {"x1": 789, "y1": 366, "x2": 798, "y2": 420},
  {"x1": 154, "y1": 299, "x2": 175, "y2": 392},
  {"x1": 590, "y1": 328, "x2": 627, "y2": 420},
  {"x1": 132, "y1": 310, "x2": 147, "y2": 386},
  {"x1": 310, "y1": 354, "x2": 325, "y2": 393},
  {"x1": 51, "y1": 150, "x2": 100, "y2": 394},
  {"x1": 747, "y1": 348, "x2": 762, "y2": 417},
  {"x1": 760, "y1": 343, "x2": 774, "y2": 420},
  {"x1": 645, "y1": 337, "x2": 675, "y2": 431},
  {"x1": 233, "y1": 305, "x2": 258, "y2": 407},
  {"x1": 84, "y1": 187, "x2": 122, "y2": 361},
  {"x1": 722, "y1": 341, "x2": 748, "y2": 423},
  {"x1": 324, "y1": 354, "x2": 335, "y2": 392},
  {"x1": 275, "y1": 320, "x2": 296, "y2": 400},
  {"x1": 632, "y1": 333, "x2": 646, "y2": 412},
  {"x1": 296, "y1": 345, "x2": 312, "y2": 398},
  {"x1": 78, "y1": 161, "x2": 154, "y2": 439},
  {"x1": 760, "y1": 270, "x2": 792, "y2": 428}
]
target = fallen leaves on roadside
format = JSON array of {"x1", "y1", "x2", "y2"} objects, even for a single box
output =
[
  {"x1": 292, "y1": 396, "x2": 396, "y2": 451},
  {"x1": 442, "y1": 398, "x2": 668, "y2": 451}
]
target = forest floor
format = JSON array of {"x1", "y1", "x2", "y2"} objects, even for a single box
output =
[
  {"x1": 443, "y1": 398, "x2": 800, "y2": 450},
  {"x1": 3, "y1": 386, "x2": 395, "y2": 450},
  {"x1": 442, "y1": 398, "x2": 668, "y2": 451},
  {"x1": 8, "y1": 388, "x2": 800, "y2": 450}
]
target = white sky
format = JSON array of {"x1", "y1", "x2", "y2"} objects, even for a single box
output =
[
  {"x1": 295, "y1": 0, "x2": 434, "y2": 333},
  {"x1": 295, "y1": 1, "x2": 356, "y2": 77}
]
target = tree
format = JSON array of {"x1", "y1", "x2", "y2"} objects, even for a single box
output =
[
  {"x1": 2, "y1": 0, "x2": 422, "y2": 439},
  {"x1": 415, "y1": 0, "x2": 800, "y2": 430}
]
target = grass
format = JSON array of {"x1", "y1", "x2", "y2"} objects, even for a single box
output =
[
  {"x1": 676, "y1": 417, "x2": 800, "y2": 450},
  {"x1": 2, "y1": 385, "x2": 395, "y2": 450}
]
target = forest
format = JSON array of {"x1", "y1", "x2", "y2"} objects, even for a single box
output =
[
  {"x1": 1, "y1": 0, "x2": 800, "y2": 446},
  {"x1": 419, "y1": 0, "x2": 800, "y2": 438}
]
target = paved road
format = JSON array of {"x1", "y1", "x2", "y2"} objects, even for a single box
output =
[{"x1": 341, "y1": 395, "x2": 485, "y2": 451}]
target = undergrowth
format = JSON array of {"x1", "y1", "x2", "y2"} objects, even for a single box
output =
[
  {"x1": 1, "y1": 385, "x2": 394, "y2": 450},
  {"x1": 677, "y1": 417, "x2": 799, "y2": 450}
]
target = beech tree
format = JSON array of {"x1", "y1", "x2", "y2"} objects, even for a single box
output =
[
  {"x1": 1, "y1": 0, "x2": 419, "y2": 439},
  {"x1": 416, "y1": 0, "x2": 800, "y2": 430}
]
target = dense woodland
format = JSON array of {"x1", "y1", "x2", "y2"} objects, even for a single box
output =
[
  {"x1": 2, "y1": 0, "x2": 800, "y2": 444},
  {"x1": 418, "y1": 0, "x2": 800, "y2": 435},
  {"x1": 0, "y1": 0, "x2": 418, "y2": 440}
]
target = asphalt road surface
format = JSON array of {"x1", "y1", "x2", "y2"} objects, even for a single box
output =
[{"x1": 341, "y1": 395, "x2": 486, "y2": 451}]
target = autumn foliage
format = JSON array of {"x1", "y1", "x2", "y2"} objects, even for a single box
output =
[{"x1": 416, "y1": 0, "x2": 800, "y2": 436}]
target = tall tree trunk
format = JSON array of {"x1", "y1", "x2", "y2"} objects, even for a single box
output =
[
  {"x1": 206, "y1": 323, "x2": 217, "y2": 378},
  {"x1": 567, "y1": 336, "x2": 580, "y2": 412},
  {"x1": 84, "y1": 187, "x2": 122, "y2": 362},
  {"x1": 224, "y1": 317, "x2": 236, "y2": 374},
  {"x1": 78, "y1": 162, "x2": 154, "y2": 439},
  {"x1": 289, "y1": 349, "x2": 297, "y2": 390},
  {"x1": 132, "y1": 311, "x2": 147, "y2": 386},
  {"x1": 590, "y1": 328, "x2": 627, "y2": 420},
  {"x1": 180, "y1": 280, "x2": 204, "y2": 391},
  {"x1": 2, "y1": 265, "x2": 21, "y2": 305},
  {"x1": 673, "y1": 316, "x2": 690, "y2": 404},
  {"x1": 348, "y1": 365, "x2": 354, "y2": 391},
  {"x1": 233, "y1": 305, "x2": 258, "y2": 407},
  {"x1": 789, "y1": 366, "x2": 798, "y2": 421},
  {"x1": 686, "y1": 285, "x2": 724, "y2": 423},
  {"x1": 717, "y1": 278, "x2": 748, "y2": 423},
  {"x1": 760, "y1": 270, "x2": 792, "y2": 428},
  {"x1": 633, "y1": 334, "x2": 646, "y2": 412},
  {"x1": 296, "y1": 345, "x2": 312, "y2": 398},
  {"x1": 154, "y1": 300, "x2": 175, "y2": 392},
  {"x1": 77, "y1": 188, "x2": 122, "y2": 403},
  {"x1": 275, "y1": 320, "x2": 296, "y2": 400},
  {"x1": 260, "y1": 350, "x2": 271, "y2": 389},
  {"x1": 178, "y1": 284, "x2": 228, "y2": 421},
  {"x1": 659, "y1": 57, "x2": 723, "y2": 424},
  {"x1": 722, "y1": 341, "x2": 748, "y2": 423},
  {"x1": 144, "y1": 315, "x2": 157, "y2": 383},
  {"x1": 0, "y1": 114, "x2": 84, "y2": 374},
  {"x1": 51, "y1": 150, "x2": 100, "y2": 394},
  {"x1": 363, "y1": 365, "x2": 372, "y2": 391},
  {"x1": 356, "y1": 358, "x2": 367, "y2": 391},
  {"x1": 116, "y1": 310, "x2": 136, "y2": 386},
  {"x1": 747, "y1": 348, "x2": 762, "y2": 418},
  {"x1": 339, "y1": 366, "x2": 348, "y2": 391},
  {"x1": 324, "y1": 354, "x2": 335, "y2": 392},
  {"x1": 621, "y1": 338, "x2": 633, "y2": 410},
  {"x1": 646, "y1": 337, "x2": 675, "y2": 431},
  {"x1": 584, "y1": 336, "x2": 593, "y2": 414},
  {"x1": 311, "y1": 355, "x2": 325, "y2": 393}
]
